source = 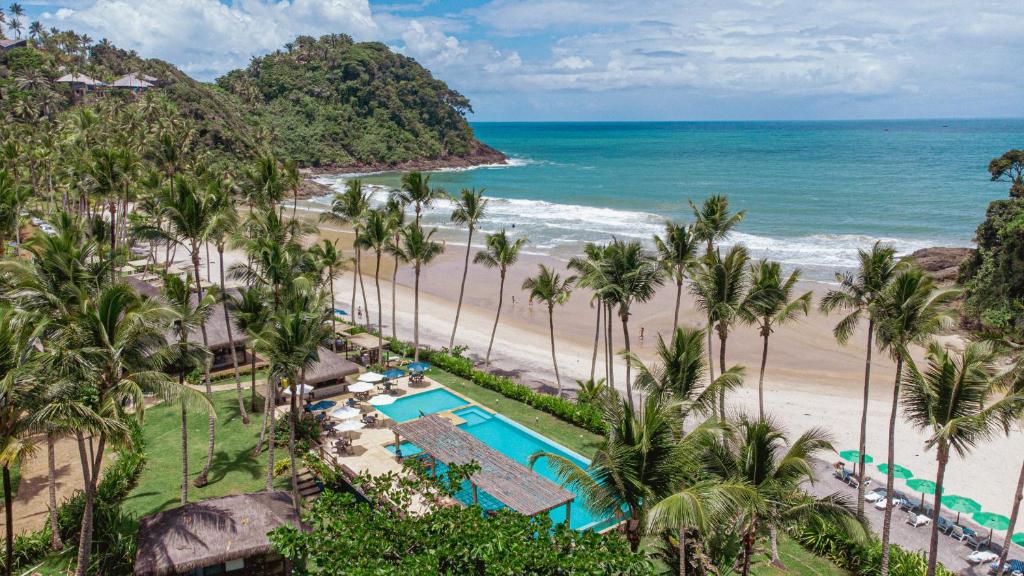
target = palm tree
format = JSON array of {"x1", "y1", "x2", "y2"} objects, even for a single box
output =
[
  {"x1": 384, "y1": 198, "x2": 406, "y2": 341},
  {"x1": 707, "y1": 414, "x2": 865, "y2": 575},
  {"x1": 603, "y1": 239, "x2": 664, "y2": 410},
  {"x1": 0, "y1": 169, "x2": 28, "y2": 256},
  {"x1": 740, "y1": 260, "x2": 812, "y2": 419},
  {"x1": 473, "y1": 230, "x2": 527, "y2": 366},
  {"x1": 996, "y1": 354, "x2": 1024, "y2": 576},
  {"x1": 229, "y1": 286, "x2": 272, "y2": 442},
  {"x1": 391, "y1": 223, "x2": 444, "y2": 362},
  {"x1": 355, "y1": 209, "x2": 396, "y2": 353},
  {"x1": 690, "y1": 195, "x2": 746, "y2": 379},
  {"x1": 873, "y1": 268, "x2": 956, "y2": 576},
  {"x1": 654, "y1": 221, "x2": 699, "y2": 333},
  {"x1": 690, "y1": 245, "x2": 749, "y2": 416},
  {"x1": 162, "y1": 273, "x2": 215, "y2": 505},
  {"x1": 283, "y1": 159, "x2": 300, "y2": 219},
  {"x1": 521, "y1": 265, "x2": 575, "y2": 395},
  {"x1": 309, "y1": 239, "x2": 344, "y2": 351},
  {"x1": 570, "y1": 243, "x2": 614, "y2": 386},
  {"x1": 449, "y1": 188, "x2": 488, "y2": 349},
  {"x1": 819, "y1": 242, "x2": 899, "y2": 514},
  {"x1": 322, "y1": 180, "x2": 369, "y2": 326},
  {"x1": 901, "y1": 341, "x2": 1005, "y2": 576},
  {"x1": 392, "y1": 171, "x2": 447, "y2": 224},
  {"x1": 0, "y1": 307, "x2": 34, "y2": 576}
]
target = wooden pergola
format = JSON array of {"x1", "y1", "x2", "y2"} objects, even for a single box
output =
[{"x1": 392, "y1": 414, "x2": 575, "y2": 523}]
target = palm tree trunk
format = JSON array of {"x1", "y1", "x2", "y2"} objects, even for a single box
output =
[
  {"x1": 449, "y1": 227, "x2": 474, "y2": 349},
  {"x1": 757, "y1": 328, "x2": 769, "y2": 420},
  {"x1": 391, "y1": 253, "x2": 399, "y2": 341},
  {"x1": 620, "y1": 311, "x2": 634, "y2": 412},
  {"x1": 220, "y1": 247, "x2": 248, "y2": 425},
  {"x1": 926, "y1": 443, "x2": 949, "y2": 576},
  {"x1": 996, "y1": 457, "x2": 1024, "y2": 575},
  {"x1": 73, "y1": 433, "x2": 95, "y2": 576},
  {"x1": 856, "y1": 321, "x2": 875, "y2": 515},
  {"x1": 250, "y1": 355, "x2": 258, "y2": 413},
  {"x1": 879, "y1": 355, "x2": 905, "y2": 576},
  {"x1": 678, "y1": 526, "x2": 687, "y2": 576},
  {"x1": 180, "y1": 400, "x2": 189, "y2": 506},
  {"x1": 254, "y1": 373, "x2": 271, "y2": 455},
  {"x1": 547, "y1": 304, "x2": 562, "y2": 396},
  {"x1": 191, "y1": 249, "x2": 216, "y2": 488},
  {"x1": 718, "y1": 331, "x2": 727, "y2": 417},
  {"x1": 606, "y1": 302, "x2": 615, "y2": 389},
  {"x1": 4, "y1": 464, "x2": 13, "y2": 576},
  {"x1": 350, "y1": 251, "x2": 358, "y2": 324},
  {"x1": 288, "y1": 371, "x2": 301, "y2": 514},
  {"x1": 357, "y1": 248, "x2": 370, "y2": 330},
  {"x1": 374, "y1": 252, "x2": 383, "y2": 354},
  {"x1": 413, "y1": 265, "x2": 422, "y2": 362},
  {"x1": 485, "y1": 271, "x2": 505, "y2": 366},
  {"x1": 706, "y1": 314, "x2": 716, "y2": 388},
  {"x1": 589, "y1": 304, "x2": 600, "y2": 383},
  {"x1": 673, "y1": 277, "x2": 682, "y2": 334},
  {"x1": 770, "y1": 524, "x2": 783, "y2": 567},
  {"x1": 329, "y1": 269, "x2": 337, "y2": 352},
  {"x1": 46, "y1": 433, "x2": 62, "y2": 551},
  {"x1": 266, "y1": 378, "x2": 276, "y2": 491}
]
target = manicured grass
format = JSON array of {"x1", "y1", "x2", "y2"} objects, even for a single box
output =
[
  {"x1": 123, "y1": 390, "x2": 289, "y2": 520},
  {"x1": 751, "y1": 534, "x2": 850, "y2": 576},
  {"x1": 428, "y1": 368, "x2": 603, "y2": 458}
]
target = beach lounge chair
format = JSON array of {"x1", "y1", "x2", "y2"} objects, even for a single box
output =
[
  {"x1": 964, "y1": 529, "x2": 981, "y2": 550},
  {"x1": 989, "y1": 558, "x2": 1024, "y2": 574},
  {"x1": 967, "y1": 550, "x2": 998, "y2": 565},
  {"x1": 950, "y1": 525, "x2": 966, "y2": 541},
  {"x1": 936, "y1": 516, "x2": 954, "y2": 535},
  {"x1": 864, "y1": 488, "x2": 887, "y2": 503},
  {"x1": 906, "y1": 513, "x2": 931, "y2": 528}
]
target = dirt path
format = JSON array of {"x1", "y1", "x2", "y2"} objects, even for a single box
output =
[{"x1": 1, "y1": 436, "x2": 90, "y2": 537}]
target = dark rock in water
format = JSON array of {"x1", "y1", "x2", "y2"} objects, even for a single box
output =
[{"x1": 908, "y1": 247, "x2": 974, "y2": 282}]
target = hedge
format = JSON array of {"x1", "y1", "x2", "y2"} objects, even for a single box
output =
[{"x1": 385, "y1": 337, "x2": 607, "y2": 435}]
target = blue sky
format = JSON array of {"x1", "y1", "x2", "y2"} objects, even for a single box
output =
[{"x1": 15, "y1": 0, "x2": 1024, "y2": 121}]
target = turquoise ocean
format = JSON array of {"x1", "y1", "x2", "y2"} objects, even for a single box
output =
[{"x1": 313, "y1": 120, "x2": 1023, "y2": 281}]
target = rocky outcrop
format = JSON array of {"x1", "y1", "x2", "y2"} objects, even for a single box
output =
[{"x1": 908, "y1": 247, "x2": 974, "y2": 282}]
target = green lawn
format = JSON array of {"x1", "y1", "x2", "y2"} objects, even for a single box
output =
[
  {"x1": 428, "y1": 369, "x2": 603, "y2": 457},
  {"x1": 750, "y1": 534, "x2": 849, "y2": 576},
  {"x1": 123, "y1": 390, "x2": 289, "y2": 520}
]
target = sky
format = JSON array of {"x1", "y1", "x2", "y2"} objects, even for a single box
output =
[{"x1": 15, "y1": 0, "x2": 1024, "y2": 121}]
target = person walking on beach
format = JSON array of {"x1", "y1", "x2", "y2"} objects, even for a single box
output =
[
  {"x1": 357, "y1": 306, "x2": 363, "y2": 321},
  {"x1": 639, "y1": 326, "x2": 645, "y2": 343}
]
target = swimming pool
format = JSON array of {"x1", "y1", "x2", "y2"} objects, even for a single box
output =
[
  {"x1": 388, "y1": 404, "x2": 616, "y2": 531},
  {"x1": 377, "y1": 388, "x2": 470, "y2": 423}
]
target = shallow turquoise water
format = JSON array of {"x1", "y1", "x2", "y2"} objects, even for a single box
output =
[
  {"x1": 376, "y1": 388, "x2": 470, "y2": 423},
  {"x1": 314, "y1": 119, "x2": 1023, "y2": 279}
]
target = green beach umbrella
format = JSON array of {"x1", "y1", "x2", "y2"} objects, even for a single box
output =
[
  {"x1": 905, "y1": 479, "x2": 940, "y2": 507},
  {"x1": 973, "y1": 512, "x2": 1011, "y2": 545},
  {"x1": 839, "y1": 450, "x2": 873, "y2": 475},
  {"x1": 942, "y1": 495, "x2": 981, "y2": 524},
  {"x1": 877, "y1": 463, "x2": 913, "y2": 480},
  {"x1": 1012, "y1": 533, "x2": 1024, "y2": 546}
]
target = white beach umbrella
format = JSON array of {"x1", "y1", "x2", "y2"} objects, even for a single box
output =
[
  {"x1": 358, "y1": 372, "x2": 385, "y2": 383},
  {"x1": 348, "y1": 381, "x2": 375, "y2": 393},
  {"x1": 281, "y1": 383, "x2": 314, "y2": 396},
  {"x1": 330, "y1": 406, "x2": 361, "y2": 420},
  {"x1": 368, "y1": 394, "x2": 396, "y2": 406},
  {"x1": 333, "y1": 420, "x2": 365, "y2": 433}
]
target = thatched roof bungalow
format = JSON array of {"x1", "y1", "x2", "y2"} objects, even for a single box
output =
[
  {"x1": 134, "y1": 491, "x2": 301, "y2": 576},
  {"x1": 112, "y1": 72, "x2": 155, "y2": 92},
  {"x1": 0, "y1": 38, "x2": 27, "y2": 51}
]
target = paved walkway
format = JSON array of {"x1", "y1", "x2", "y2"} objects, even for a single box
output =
[{"x1": 807, "y1": 459, "x2": 1021, "y2": 575}]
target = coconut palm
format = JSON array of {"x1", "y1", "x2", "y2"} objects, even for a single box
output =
[
  {"x1": 629, "y1": 326, "x2": 744, "y2": 421},
  {"x1": 355, "y1": 209, "x2": 397, "y2": 354},
  {"x1": 741, "y1": 260, "x2": 812, "y2": 419},
  {"x1": 392, "y1": 171, "x2": 447, "y2": 224},
  {"x1": 391, "y1": 223, "x2": 444, "y2": 362},
  {"x1": 995, "y1": 354, "x2": 1024, "y2": 576},
  {"x1": 473, "y1": 230, "x2": 527, "y2": 366},
  {"x1": 602, "y1": 239, "x2": 664, "y2": 410},
  {"x1": 284, "y1": 158, "x2": 300, "y2": 219},
  {"x1": 569, "y1": 243, "x2": 614, "y2": 386},
  {"x1": 873, "y1": 268, "x2": 957, "y2": 576},
  {"x1": 654, "y1": 221, "x2": 699, "y2": 333},
  {"x1": 0, "y1": 169, "x2": 28, "y2": 257},
  {"x1": 706, "y1": 414, "x2": 865, "y2": 575},
  {"x1": 449, "y1": 188, "x2": 488, "y2": 349},
  {"x1": 0, "y1": 307, "x2": 34, "y2": 576},
  {"x1": 521, "y1": 264, "x2": 576, "y2": 395},
  {"x1": 690, "y1": 245, "x2": 749, "y2": 416},
  {"x1": 819, "y1": 242, "x2": 899, "y2": 514},
  {"x1": 385, "y1": 198, "x2": 406, "y2": 341},
  {"x1": 309, "y1": 239, "x2": 344, "y2": 351},
  {"x1": 229, "y1": 286, "x2": 272, "y2": 448},
  {"x1": 322, "y1": 179, "x2": 370, "y2": 326},
  {"x1": 901, "y1": 341, "x2": 1007, "y2": 576},
  {"x1": 162, "y1": 273, "x2": 215, "y2": 505},
  {"x1": 83, "y1": 147, "x2": 138, "y2": 281}
]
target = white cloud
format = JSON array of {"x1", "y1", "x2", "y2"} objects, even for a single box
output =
[{"x1": 553, "y1": 55, "x2": 591, "y2": 70}]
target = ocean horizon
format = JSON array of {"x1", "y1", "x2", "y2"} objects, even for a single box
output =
[{"x1": 312, "y1": 119, "x2": 1023, "y2": 280}]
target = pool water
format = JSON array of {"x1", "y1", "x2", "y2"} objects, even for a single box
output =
[
  {"x1": 386, "y1": 406, "x2": 615, "y2": 531},
  {"x1": 377, "y1": 388, "x2": 469, "y2": 423}
]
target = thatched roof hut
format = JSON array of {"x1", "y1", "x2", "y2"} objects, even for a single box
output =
[
  {"x1": 134, "y1": 491, "x2": 301, "y2": 576},
  {"x1": 112, "y1": 72, "x2": 155, "y2": 89},
  {"x1": 305, "y1": 347, "x2": 360, "y2": 386}
]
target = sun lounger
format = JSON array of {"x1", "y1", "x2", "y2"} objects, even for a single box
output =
[
  {"x1": 936, "y1": 516, "x2": 954, "y2": 535},
  {"x1": 988, "y1": 558, "x2": 1024, "y2": 574},
  {"x1": 950, "y1": 525, "x2": 966, "y2": 541},
  {"x1": 968, "y1": 550, "x2": 998, "y2": 564},
  {"x1": 906, "y1": 513, "x2": 931, "y2": 528},
  {"x1": 963, "y1": 529, "x2": 981, "y2": 550}
]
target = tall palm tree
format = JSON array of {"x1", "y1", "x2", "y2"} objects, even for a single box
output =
[
  {"x1": 162, "y1": 273, "x2": 215, "y2": 505},
  {"x1": 521, "y1": 264, "x2": 576, "y2": 395},
  {"x1": 0, "y1": 169, "x2": 28, "y2": 257},
  {"x1": 873, "y1": 268, "x2": 956, "y2": 576},
  {"x1": 384, "y1": 198, "x2": 406, "y2": 341},
  {"x1": 283, "y1": 159, "x2": 300, "y2": 219},
  {"x1": 229, "y1": 286, "x2": 272, "y2": 444},
  {"x1": 322, "y1": 180, "x2": 369, "y2": 326},
  {"x1": 309, "y1": 239, "x2": 344, "y2": 351},
  {"x1": 473, "y1": 230, "x2": 527, "y2": 366},
  {"x1": 690, "y1": 245, "x2": 749, "y2": 416},
  {"x1": 391, "y1": 223, "x2": 444, "y2": 362},
  {"x1": 901, "y1": 341, "x2": 1006, "y2": 576},
  {"x1": 0, "y1": 307, "x2": 34, "y2": 576},
  {"x1": 83, "y1": 147, "x2": 137, "y2": 282},
  {"x1": 819, "y1": 242, "x2": 899, "y2": 514},
  {"x1": 706, "y1": 414, "x2": 865, "y2": 575},
  {"x1": 392, "y1": 171, "x2": 447, "y2": 224},
  {"x1": 449, "y1": 188, "x2": 488, "y2": 349},
  {"x1": 740, "y1": 260, "x2": 812, "y2": 419},
  {"x1": 603, "y1": 239, "x2": 664, "y2": 410},
  {"x1": 654, "y1": 221, "x2": 699, "y2": 333},
  {"x1": 355, "y1": 209, "x2": 396, "y2": 354},
  {"x1": 570, "y1": 243, "x2": 614, "y2": 387}
]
